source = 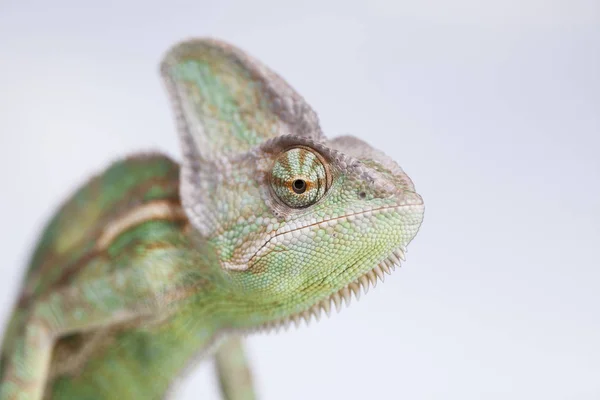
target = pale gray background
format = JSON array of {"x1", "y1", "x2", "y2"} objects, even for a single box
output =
[{"x1": 0, "y1": 0, "x2": 598, "y2": 399}]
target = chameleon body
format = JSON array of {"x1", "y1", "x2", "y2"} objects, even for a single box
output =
[{"x1": 0, "y1": 38, "x2": 425, "y2": 399}]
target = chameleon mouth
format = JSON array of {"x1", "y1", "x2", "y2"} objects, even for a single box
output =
[
  {"x1": 250, "y1": 245, "x2": 407, "y2": 333},
  {"x1": 248, "y1": 203, "x2": 413, "y2": 267}
]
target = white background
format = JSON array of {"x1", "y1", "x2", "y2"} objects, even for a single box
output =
[{"x1": 1, "y1": 1, "x2": 599, "y2": 399}]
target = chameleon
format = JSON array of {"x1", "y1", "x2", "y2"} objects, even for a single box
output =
[{"x1": 0, "y1": 38, "x2": 425, "y2": 400}]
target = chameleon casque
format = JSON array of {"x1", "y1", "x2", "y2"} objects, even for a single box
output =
[{"x1": 0, "y1": 38, "x2": 424, "y2": 399}]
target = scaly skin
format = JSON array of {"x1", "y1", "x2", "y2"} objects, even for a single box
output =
[{"x1": 0, "y1": 38, "x2": 424, "y2": 399}]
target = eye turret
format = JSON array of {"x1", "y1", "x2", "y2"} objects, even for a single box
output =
[{"x1": 270, "y1": 147, "x2": 329, "y2": 208}]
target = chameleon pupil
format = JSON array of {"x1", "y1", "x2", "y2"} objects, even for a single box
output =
[{"x1": 292, "y1": 179, "x2": 306, "y2": 194}]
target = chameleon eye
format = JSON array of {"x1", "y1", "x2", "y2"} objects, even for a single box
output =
[{"x1": 271, "y1": 147, "x2": 329, "y2": 208}]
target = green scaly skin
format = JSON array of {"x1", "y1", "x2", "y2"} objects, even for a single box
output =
[{"x1": 0, "y1": 38, "x2": 424, "y2": 400}]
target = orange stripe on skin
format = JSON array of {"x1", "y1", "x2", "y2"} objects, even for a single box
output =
[{"x1": 96, "y1": 200, "x2": 187, "y2": 250}]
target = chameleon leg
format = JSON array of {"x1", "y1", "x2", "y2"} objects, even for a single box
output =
[
  {"x1": 0, "y1": 267, "x2": 165, "y2": 400},
  {"x1": 215, "y1": 336, "x2": 257, "y2": 400}
]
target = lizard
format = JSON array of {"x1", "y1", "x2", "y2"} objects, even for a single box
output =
[{"x1": 0, "y1": 38, "x2": 425, "y2": 400}]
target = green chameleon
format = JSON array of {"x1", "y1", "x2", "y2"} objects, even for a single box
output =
[{"x1": 0, "y1": 38, "x2": 425, "y2": 400}]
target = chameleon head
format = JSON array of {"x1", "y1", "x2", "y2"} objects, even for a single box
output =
[
  {"x1": 238, "y1": 135, "x2": 424, "y2": 328},
  {"x1": 161, "y1": 38, "x2": 424, "y2": 330}
]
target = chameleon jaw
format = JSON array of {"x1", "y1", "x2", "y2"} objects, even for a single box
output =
[
  {"x1": 238, "y1": 203, "x2": 416, "y2": 272},
  {"x1": 246, "y1": 246, "x2": 407, "y2": 334}
]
